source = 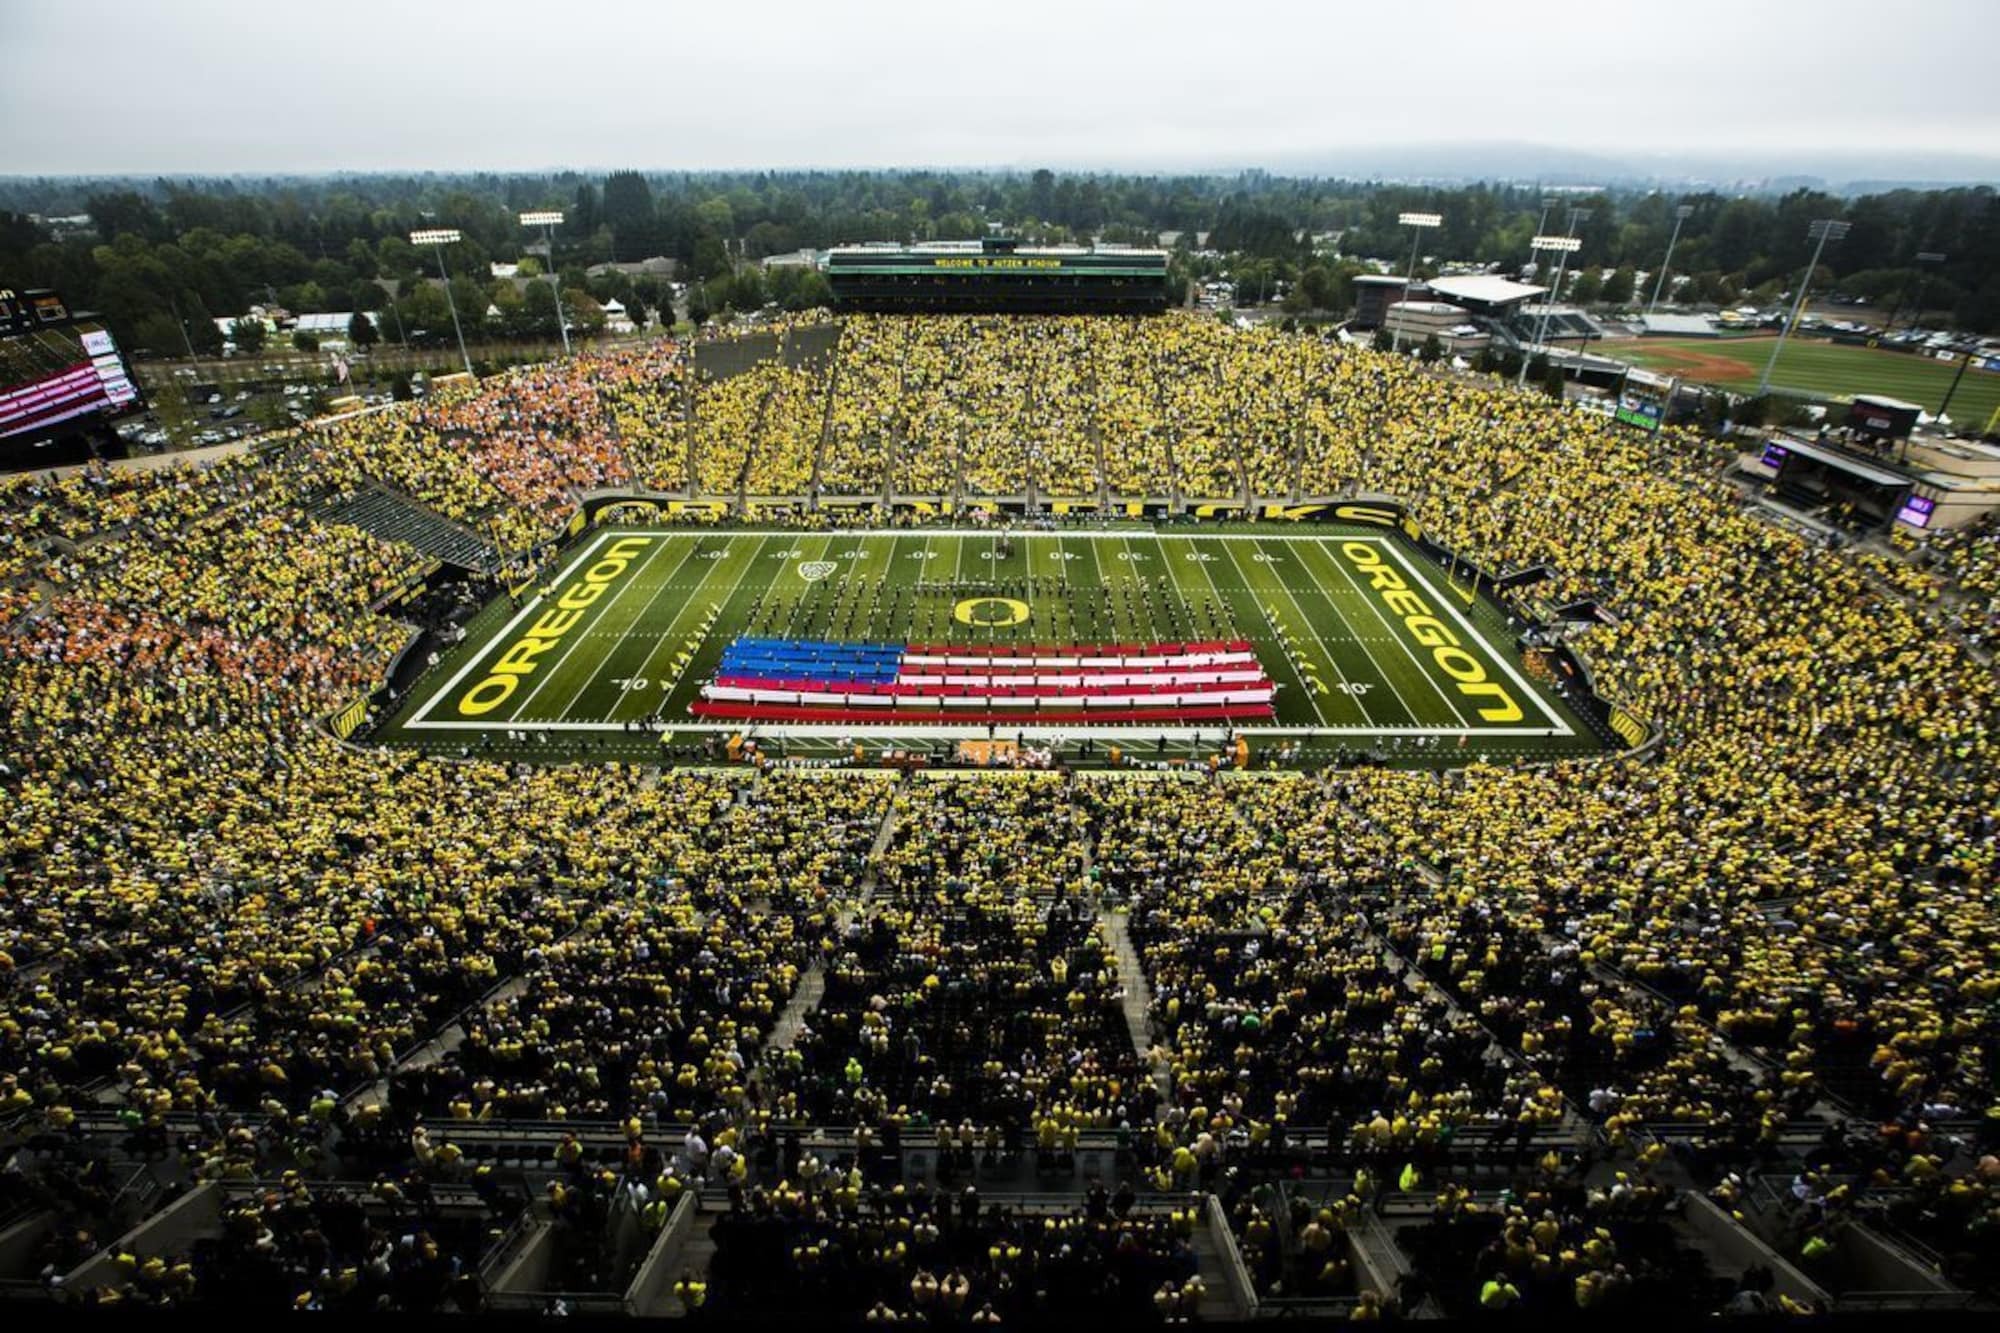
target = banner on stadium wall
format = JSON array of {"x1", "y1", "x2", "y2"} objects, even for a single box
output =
[
  {"x1": 1326, "y1": 502, "x2": 1402, "y2": 528},
  {"x1": 1258, "y1": 503, "x2": 1328, "y2": 522},
  {"x1": 592, "y1": 498, "x2": 664, "y2": 525},
  {"x1": 566, "y1": 511, "x2": 587, "y2": 538},
  {"x1": 329, "y1": 698, "x2": 370, "y2": 741},
  {"x1": 1608, "y1": 707, "x2": 1650, "y2": 750},
  {"x1": 1050, "y1": 501, "x2": 1098, "y2": 517},
  {"x1": 1190, "y1": 501, "x2": 1247, "y2": 517}
]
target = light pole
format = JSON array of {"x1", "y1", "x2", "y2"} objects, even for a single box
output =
[
  {"x1": 1529, "y1": 194, "x2": 1557, "y2": 277},
  {"x1": 410, "y1": 228, "x2": 474, "y2": 379},
  {"x1": 1390, "y1": 211, "x2": 1442, "y2": 354},
  {"x1": 1757, "y1": 219, "x2": 1849, "y2": 396},
  {"x1": 1646, "y1": 204, "x2": 1695, "y2": 315},
  {"x1": 519, "y1": 210, "x2": 571, "y2": 356},
  {"x1": 1517, "y1": 229, "x2": 1582, "y2": 388}
]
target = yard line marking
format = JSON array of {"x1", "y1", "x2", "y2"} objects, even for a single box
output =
[
  {"x1": 1237, "y1": 536, "x2": 1372, "y2": 727},
  {"x1": 1216, "y1": 536, "x2": 1347, "y2": 727},
  {"x1": 518, "y1": 533, "x2": 690, "y2": 723},
  {"x1": 1295, "y1": 535, "x2": 1468, "y2": 727},
  {"x1": 409, "y1": 531, "x2": 617, "y2": 726},
  {"x1": 617, "y1": 533, "x2": 774, "y2": 721},
  {"x1": 1372, "y1": 538, "x2": 1569, "y2": 733}
]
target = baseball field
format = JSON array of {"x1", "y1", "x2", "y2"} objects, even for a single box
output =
[{"x1": 1613, "y1": 334, "x2": 2000, "y2": 427}]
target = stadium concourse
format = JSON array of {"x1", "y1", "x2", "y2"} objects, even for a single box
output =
[{"x1": 0, "y1": 312, "x2": 1996, "y2": 1321}]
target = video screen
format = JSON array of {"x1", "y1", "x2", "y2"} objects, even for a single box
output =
[{"x1": 0, "y1": 319, "x2": 142, "y2": 442}]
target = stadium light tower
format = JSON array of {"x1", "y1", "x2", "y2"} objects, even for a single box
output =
[
  {"x1": 1757, "y1": 219, "x2": 1850, "y2": 396},
  {"x1": 519, "y1": 210, "x2": 571, "y2": 357},
  {"x1": 1517, "y1": 219, "x2": 1585, "y2": 388},
  {"x1": 1390, "y1": 211, "x2": 1443, "y2": 354},
  {"x1": 1646, "y1": 204, "x2": 1696, "y2": 316},
  {"x1": 410, "y1": 228, "x2": 475, "y2": 379}
]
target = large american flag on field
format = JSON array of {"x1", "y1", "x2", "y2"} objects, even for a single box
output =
[{"x1": 691, "y1": 636, "x2": 1276, "y2": 725}]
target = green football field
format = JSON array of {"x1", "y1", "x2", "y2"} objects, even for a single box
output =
[
  {"x1": 372, "y1": 524, "x2": 1605, "y2": 768},
  {"x1": 1613, "y1": 334, "x2": 2000, "y2": 427}
]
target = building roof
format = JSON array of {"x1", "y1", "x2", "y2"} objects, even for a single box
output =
[
  {"x1": 1777, "y1": 436, "x2": 1911, "y2": 488},
  {"x1": 1428, "y1": 275, "x2": 1548, "y2": 306},
  {"x1": 295, "y1": 312, "x2": 373, "y2": 334},
  {"x1": 1354, "y1": 274, "x2": 1412, "y2": 287},
  {"x1": 1854, "y1": 394, "x2": 1925, "y2": 413},
  {"x1": 1639, "y1": 313, "x2": 1717, "y2": 337}
]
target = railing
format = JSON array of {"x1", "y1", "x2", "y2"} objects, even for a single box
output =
[
  {"x1": 1833, "y1": 1290, "x2": 1979, "y2": 1312},
  {"x1": 1205, "y1": 1192, "x2": 1260, "y2": 1317}
]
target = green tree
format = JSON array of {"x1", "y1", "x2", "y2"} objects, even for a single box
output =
[
  {"x1": 1542, "y1": 361, "x2": 1566, "y2": 400},
  {"x1": 348, "y1": 311, "x2": 379, "y2": 347},
  {"x1": 1599, "y1": 265, "x2": 1636, "y2": 305},
  {"x1": 728, "y1": 266, "x2": 766, "y2": 311},
  {"x1": 152, "y1": 384, "x2": 197, "y2": 449},
  {"x1": 251, "y1": 395, "x2": 290, "y2": 431},
  {"x1": 1419, "y1": 333, "x2": 1443, "y2": 364},
  {"x1": 132, "y1": 312, "x2": 186, "y2": 357},
  {"x1": 522, "y1": 281, "x2": 562, "y2": 337},
  {"x1": 563, "y1": 289, "x2": 606, "y2": 333},
  {"x1": 1372, "y1": 327, "x2": 1393, "y2": 353},
  {"x1": 689, "y1": 234, "x2": 730, "y2": 281},
  {"x1": 230, "y1": 317, "x2": 267, "y2": 354},
  {"x1": 292, "y1": 329, "x2": 319, "y2": 353}
]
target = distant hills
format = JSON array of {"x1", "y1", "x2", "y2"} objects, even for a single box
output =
[{"x1": 1041, "y1": 141, "x2": 2000, "y2": 195}]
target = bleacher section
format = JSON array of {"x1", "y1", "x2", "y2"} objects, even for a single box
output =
[{"x1": 316, "y1": 485, "x2": 501, "y2": 572}]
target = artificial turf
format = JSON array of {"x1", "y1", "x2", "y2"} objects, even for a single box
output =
[{"x1": 371, "y1": 523, "x2": 1605, "y2": 769}]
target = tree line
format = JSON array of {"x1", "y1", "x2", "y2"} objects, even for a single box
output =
[{"x1": 0, "y1": 168, "x2": 1995, "y2": 358}]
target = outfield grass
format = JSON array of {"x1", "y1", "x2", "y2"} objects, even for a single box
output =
[
  {"x1": 1613, "y1": 334, "x2": 2000, "y2": 427},
  {"x1": 371, "y1": 524, "x2": 1604, "y2": 769}
]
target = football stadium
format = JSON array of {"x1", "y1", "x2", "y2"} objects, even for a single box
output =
[
  {"x1": 5, "y1": 300, "x2": 1995, "y2": 1323},
  {"x1": 4, "y1": 4, "x2": 2000, "y2": 1317}
]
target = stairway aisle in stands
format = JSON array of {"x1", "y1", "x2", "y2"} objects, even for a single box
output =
[{"x1": 764, "y1": 785, "x2": 902, "y2": 1053}]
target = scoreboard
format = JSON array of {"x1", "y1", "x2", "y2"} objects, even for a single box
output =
[
  {"x1": 826, "y1": 238, "x2": 1171, "y2": 314},
  {"x1": 0, "y1": 287, "x2": 144, "y2": 447}
]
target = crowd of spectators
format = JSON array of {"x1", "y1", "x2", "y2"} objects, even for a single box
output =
[{"x1": 2, "y1": 309, "x2": 1997, "y2": 1313}]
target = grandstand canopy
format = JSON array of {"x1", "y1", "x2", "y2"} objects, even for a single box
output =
[
  {"x1": 1427, "y1": 274, "x2": 1547, "y2": 313},
  {"x1": 1779, "y1": 435, "x2": 1911, "y2": 487}
]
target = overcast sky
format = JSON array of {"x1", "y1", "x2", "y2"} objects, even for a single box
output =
[{"x1": 2, "y1": 0, "x2": 1996, "y2": 176}]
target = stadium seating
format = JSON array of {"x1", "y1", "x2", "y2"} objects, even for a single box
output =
[{"x1": 1, "y1": 311, "x2": 1996, "y2": 1318}]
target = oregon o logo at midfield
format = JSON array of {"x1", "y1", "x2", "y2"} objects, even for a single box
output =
[{"x1": 952, "y1": 596, "x2": 1030, "y2": 628}]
